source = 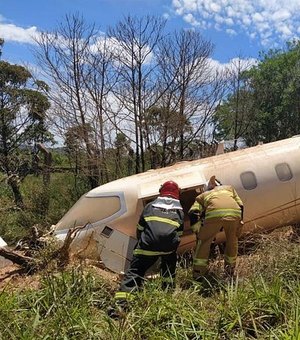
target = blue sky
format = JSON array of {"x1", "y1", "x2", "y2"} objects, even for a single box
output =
[{"x1": 1, "y1": 0, "x2": 300, "y2": 67}]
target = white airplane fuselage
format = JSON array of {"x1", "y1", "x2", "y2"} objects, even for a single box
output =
[{"x1": 54, "y1": 136, "x2": 300, "y2": 273}]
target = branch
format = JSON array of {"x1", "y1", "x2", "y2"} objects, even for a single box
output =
[{"x1": 0, "y1": 247, "x2": 40, "y2": 273}]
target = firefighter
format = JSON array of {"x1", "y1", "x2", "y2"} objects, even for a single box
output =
[
  {"x1": 191, "y1": 176, "x2": 244, "y2": 280},
  {"x1": 111, "y1": 180, "x2": 184, "y2": 316},
  {"x1": 188, "y1": 193, "x2": 218, "y2": 266}
]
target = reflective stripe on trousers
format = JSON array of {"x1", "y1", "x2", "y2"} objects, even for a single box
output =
[{"x1": 115, "y1": 291, "x2": 134, "y2": 301}]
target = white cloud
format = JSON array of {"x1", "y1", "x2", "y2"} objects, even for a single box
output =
[
  {"x1": 163, "y1": 12, "x2": 171, "y2": 20},
  {"x1": 172, "y1": 0, "x2": 300, "y2": 46},
  {"x1": 210, "y1": 2, "x2": 221, "y2": 13},
  {"x1": 182, "y1": 0, "x2": 198, "y2": 11},
  {"x1": 241, "y1": 15, "x2": 251, "y2": 26},
  {"x1": 226, "y1": 28, "x2": 237, "y2": 36},
  {"x1": 208, "y1": 56, "x2": 257, "y2": 75},
  {"x1": 0, "y1": 19, "x2": 40, "y2": 44},
  {"x1": 277, "y1": 24, "x2": 292, "y2": 37},
  {"x1": 272, "y1": 10, "x2": 290, "y2": 22},
  {"x1": 183, "y1": 13, "x2": 200, "y2": 26},
  {"x1": 252, "y1": 12, "x2": 264, "y2": 23},
  {"x1": 224, "y1": 17, "x2": 234, "y2": 26}
]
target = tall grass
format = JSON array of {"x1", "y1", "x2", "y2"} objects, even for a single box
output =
[
  {"x1": 0, "y1": 267, "x2": 113, "y2": 339},
  {"x1": 0, "y1": 233, "x2": 299, "y2": 339}
]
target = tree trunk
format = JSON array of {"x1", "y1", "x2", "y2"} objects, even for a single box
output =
[{"x1": 7, "y1": 175, "x2": 24, "y2": 209}]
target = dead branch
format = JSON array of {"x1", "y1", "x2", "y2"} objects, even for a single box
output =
[
  {"x1": 0, "y1": 224, "x2": 89, "y2": 272},
  {"x1": 75, "y1": 230, "x2": 95, "y2": 257},
  {"x1": 0, "y1": 247, "x2": 40, "y2": 273},
  {"x1": 50, "y1": 224, "x2": 89, "y2": 267}
]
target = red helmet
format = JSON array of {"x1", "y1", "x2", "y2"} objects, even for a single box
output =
[{"x1": 159, "y1": 181, "x2": 180, "y2": 200}]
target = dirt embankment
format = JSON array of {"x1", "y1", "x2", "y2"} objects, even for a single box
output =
[
  {"x1": 0, "y1": 258, "x2": 119, "y2": 291},
  {"x1": 0, "y1": 226, "x2": 298, "y2": 292}
]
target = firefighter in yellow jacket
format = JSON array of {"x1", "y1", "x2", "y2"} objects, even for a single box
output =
[{"x1": 191, "y1": 175, "x2": 244, "y2": 280}]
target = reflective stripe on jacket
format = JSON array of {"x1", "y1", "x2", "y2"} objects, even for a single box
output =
[
  {"x1": 135, "y1": 200, "x2": 184, "y2": 255},
  {"x1": 196, "y1": 185, "x2": 243, "y2": 221}
]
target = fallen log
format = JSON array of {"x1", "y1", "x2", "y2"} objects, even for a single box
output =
[{"x1": 0, "y1": 247, "x2": 39, "y2": 272}]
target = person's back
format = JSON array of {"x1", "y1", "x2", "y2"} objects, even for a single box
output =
[
  {"x1": 191, "y1": 176, "x2": 244, "y2": 281},
  {"x1": 138, "y1": 199, "x2": 183, "y2": 253},
  {"x1": 196, "y1": 185, "x2": 242, "y2": 221}
]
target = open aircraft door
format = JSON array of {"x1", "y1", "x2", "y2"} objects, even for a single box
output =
[
  {"x1": 138, "y1": 169, "x2": 208, "y2": 254},
  {"x1": 138, "y1": 168, "x2": 207, "y2": 199}
]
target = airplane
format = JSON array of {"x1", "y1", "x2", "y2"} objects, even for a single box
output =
[{"x1": 54, "y1": 135, "x2": 300, "y2": 273}]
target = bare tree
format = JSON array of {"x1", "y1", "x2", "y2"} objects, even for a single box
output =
[
  {"x1": 107, "y1": 15, "x2": 166, "y2": 173},
  {"x1": 214, "y1": 56, "x2": 256, "y2": 150},
  {"x1": 33, "y1": 14, "x2": 228, "y2": 183},
  {"x1": 83, "y1": 35, "x2": 119, "y2": 183},
  {"x1": 34, "y1": 14, "x2": 115, "y2": 188},
  {"x1": 152, "y1": 29, "x2": 226, "y2": 163}
]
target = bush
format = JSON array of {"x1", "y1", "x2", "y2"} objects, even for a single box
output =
[{"x1": 0, "y1": 173, "x2": 89, "y2": 244}]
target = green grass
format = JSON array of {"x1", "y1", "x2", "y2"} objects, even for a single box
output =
[{"x1": 0, "y1": 235, "x2": 299, "y2": 339}]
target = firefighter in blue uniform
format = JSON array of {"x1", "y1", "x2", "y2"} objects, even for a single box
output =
[{"x1": 112, "y1": 180, "x2": 184, "y2": 313}]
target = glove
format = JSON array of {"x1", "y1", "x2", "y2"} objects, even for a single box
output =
[{"x1": 191, "y1": 221, "x2": 201, "y2": 234}]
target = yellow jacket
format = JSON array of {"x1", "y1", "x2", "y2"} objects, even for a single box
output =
[{"x1": 195, "y1": 185, "x2": 243, "y2": 221}]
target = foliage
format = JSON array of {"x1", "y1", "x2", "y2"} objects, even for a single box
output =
[
  {"x1": 215, "y1": 41, "x2": 300, "y2": 146},
  {"x1": 0, "y1": 233, "x2": 299, "y2": 339},
  {"x1": 214, "y1": 88, "x2": 256, "y2": 146},
  {"x1": 243, "y1": 41, "x2": 300, "y2": 145},
  {"x1": 0, "y1": 171, "x2": 89, "y2": 244},
  {"x1": 144, "y1": 106, "x2": 192, "y2": 167},
  {"x1": 0, "y1": 268, "x2": 113, "y2": 339},
  {"x1": 0, "y1": 45, "x2": 52, "y2": 207}
]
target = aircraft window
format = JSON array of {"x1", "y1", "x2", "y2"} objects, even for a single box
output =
[
  {"x1": 101, "y1": 226, "x2": 113, "y2": 237},
  {"x1": 240, "y1": 171, "x2": 257, "y2": 190},
  {"x1": 275, "y1": 163, "x2": 293, "y2": 181},
  {"x1": 55, "y1": 195, "x2": 121, "y2": 230}
]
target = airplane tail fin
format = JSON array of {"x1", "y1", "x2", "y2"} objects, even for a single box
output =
[{"x1": 215, "y1": 141, "x2": 224, "y2": 155}]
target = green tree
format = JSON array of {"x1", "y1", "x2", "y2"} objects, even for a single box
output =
[
  {"x1": 144, "y1": 106, "x2": 191, "y2": 167},
  {"x1": 245, "y1": 42, "x2": 300, "y2": 144},
  {"x1": 0, "y1": 42, "x2": 51, "y2": 207},
  {"x1": 214, "y1": 88, "x2": 256, "y2": 147},
  {"x1": 215, "y1": 42, "x2": 300, "y2": 146}
]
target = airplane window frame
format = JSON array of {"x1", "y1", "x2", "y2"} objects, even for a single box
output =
[
  {"x1": 55, "y1": 192, "x2": 127, "y2": 233},
  {"x1": 101, "y1": 226, "x2": 113, "y2": 238},
  {"x1": 240, "y1": 171, "x2": 257, "y2": 190},
  {"x1": 275, "y1": 162, "x2": 293, "y2": 182}
]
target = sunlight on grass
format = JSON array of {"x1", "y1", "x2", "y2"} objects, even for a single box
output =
[{"x1": 0, "y1": 232, "x2": 299, "y2": 339}]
